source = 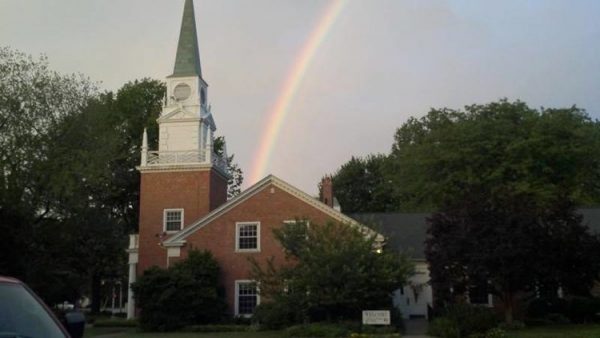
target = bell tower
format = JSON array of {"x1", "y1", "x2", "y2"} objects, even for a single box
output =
[{"x1": 136, "y1": 0, "x2": 229, "y2": 274}]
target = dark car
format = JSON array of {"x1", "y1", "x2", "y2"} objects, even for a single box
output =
[{"x1": 0, "y1": 276, "x2": 84, "y2": 338}]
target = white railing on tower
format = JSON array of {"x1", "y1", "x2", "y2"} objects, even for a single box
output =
[
  {"x1": 147, "y1": 150, "x2": 207, "y2": 165},
  {"x1": 143, "y1": 149, "x2": 228, "y2": 173}
]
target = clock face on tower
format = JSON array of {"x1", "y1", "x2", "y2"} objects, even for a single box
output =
[{"x1": 173, "y1": 83, "x2": 191, "y2": 101}]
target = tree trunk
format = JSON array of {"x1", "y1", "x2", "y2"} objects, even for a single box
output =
[
  {"x1": 504, "y1": 292, "x2": 514, "y2": 324},
  {"x1": 91, "y1": 273, "x2": 102, "y2": 314}
]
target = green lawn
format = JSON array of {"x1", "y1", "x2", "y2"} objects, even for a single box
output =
[
  {"x1": 83, "y1": 327, "x2": 399, "y2": 337},
  {"x1": 507, "y1": 324, "x2": 600, "y2": 338},
  {"x1": 84, "y1": 324, "x2": 600, "y2": 338},
  {"x1": 84, "y1": 327, "x2": 284, "y2": 338}
]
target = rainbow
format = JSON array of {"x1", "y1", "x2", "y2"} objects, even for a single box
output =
[{"x1": 248, "y1": 0, "x2": 348, "y2": 184}]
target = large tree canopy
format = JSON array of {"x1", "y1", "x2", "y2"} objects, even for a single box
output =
[
  {"x1": 329, "y1": 155, "x2": 396, "y2": 213},
  {"x1": 390, "y1": 100, "x2": 600, "y2": 323},
  {"x1": 328, "y1": 100, "x2": 600, "y2": 323},
  {"x1": 41, "y1": 79, "x2": 166, "y2": 311},
  {"x1": 0, "y1": 47, "x2": 98, "y2": 303},
  {"x1": 389, "y1": 100, "x2": 600, "y2": 210},
  {"x1": 0, "y1": 47, "x2": 164, "y2": 308}
]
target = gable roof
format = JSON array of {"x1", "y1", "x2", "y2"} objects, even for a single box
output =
[
  {"x1": 351, "y1": 213, "x2": 429, "y2": 260},
  {"x1": 164, "y1": 175, "x2": 383, "y2": 246},
  {"x1": 579, "y1": 208, "x2": 600, "y2": 233},
  {"x1": 352, "y1": 208, "x2": 600, "y2": 262}
]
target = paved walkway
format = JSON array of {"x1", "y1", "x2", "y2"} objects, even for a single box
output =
[{"x1": 404, "y1": 318, "x2": 433, "y2": 338}]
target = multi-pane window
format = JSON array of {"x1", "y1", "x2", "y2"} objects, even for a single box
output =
[
  {"x1": 236, "y1": 222, "x2": 259, "y2": 251},
  {"x1": 164, "y1": 209, "x2": 183, "y2": 232},
  {"x1": 283, "y1": 219, "x2": 310, "y2": 246},
  {"x1": 236, "y1": 281, "x2": 259, "y2": 316},
  {"x1": 468, "y1": 279, "x2": 491, "y2": 306}
]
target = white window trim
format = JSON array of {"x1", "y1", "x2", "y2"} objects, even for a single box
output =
[
  {"x1": 235, "y1": 221, "x2": 261, "y2": 252},
  {"x1": 163, "y1": 208, "x2": 184, "y2": 233},
  {"x1": 283, "y1": 219, "x2": 310, "y2": 240},
  {"x1": 283, "y1": 219, "x2": 310, "y2": 227},
  {"x1": 234, "y1": 280, "x2": 260, "y2": 317},
  {"x1": 466, "y1": 289, "x2": 493, "y2": 308}
]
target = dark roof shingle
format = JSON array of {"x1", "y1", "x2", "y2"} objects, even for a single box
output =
[{"x1": 352, "y1": 209, "x2": 600, "y2": 261}]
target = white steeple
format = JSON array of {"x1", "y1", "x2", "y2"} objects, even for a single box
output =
[{"x1": 139, "y1": 0, "x2": 227, "y2": 175}]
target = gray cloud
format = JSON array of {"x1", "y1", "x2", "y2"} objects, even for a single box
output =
[{"x1": 1, "y1": 0, "x2": 598, "y2": 194}]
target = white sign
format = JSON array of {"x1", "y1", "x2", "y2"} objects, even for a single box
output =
[{"x1": 362, "y1": 310, "x2": 391, "y2": 325}]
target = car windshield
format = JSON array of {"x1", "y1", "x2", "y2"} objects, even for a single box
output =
[{"x1": 0, "y1": 282, "x2": 66, "y2": 338}]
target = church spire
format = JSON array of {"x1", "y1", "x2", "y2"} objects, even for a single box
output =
[{"x1": 171, "y1": 0, "x2": 202, "y2": 78}]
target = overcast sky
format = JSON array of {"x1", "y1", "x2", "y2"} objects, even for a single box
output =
[{"x1": 1, "y1": 0, "x2": 599, "y2": 194}]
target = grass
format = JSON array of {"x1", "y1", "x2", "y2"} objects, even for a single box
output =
[
  {"x1": 84, "y1": 324, "x2": 600, "y2": 338},
  {"x1": 83, "y1": 327, "x2": 399, "y2": 337},
  {"x1": 507, "y1": 324, "x2": 600, "y2": 338},
  {"x1": 83, "y1": 327, "x2": 284, "y2": 337}
]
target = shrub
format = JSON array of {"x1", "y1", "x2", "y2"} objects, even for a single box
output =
[
  {"x1": 497, "y1": 320, "x2": 525, "y2": 331},
  {"x1": 181, "y1": 324, "x2": 249, "y2": 332},
  {"x1": 252, "y1": 302, "x2": 297, "y2": 330},
  {"x1": 483, "y1": 328, "x2": 508, "y2": 338},
  {"x1": 565, "y1": 296, "x2": 600, "y2": 323},
  {"x1": 444, "y1": 304, "x2": 498, "y2": 337},
  {"x1": 93, "y1": 318, "x2": 138, "y2": 327},
  {"x1": 545, "y1": 313, "x2": 571, "y2": 324},
  {"x1": 132, "y1": 250, "x2": 227, "y2": 331},
  {"x1": 389, "y1": 306, "x2": 405, "y2": 330},
  {"x1": 252, "y1": 221, "x2": 414, "y2": 323},
  {"x1": 467, "y1": 328, "x2": 508, "y2": 338},
  {"x1": 350, "y1": 333, "x2": 400, "y2": 338},
  {"x1": 526, "y1": 296, "x2": 600, "y2": 324},
  {"x1": 428, "y1": 317, "x2": 460, "y2": 338},
  {"x1": 526, "y1": 298, "x2": 567, "y2": 319},
  {"x1": 286, "y1": 323, "x2": 349, "y2": 337},
  {"x1": 350, "y1": 334, "x2": 371, "y2": 338},
  {"x1": 359, "y1": 325, "x2": 399, "y2": 334}
]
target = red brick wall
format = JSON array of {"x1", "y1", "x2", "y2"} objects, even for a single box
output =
[
  {"x1": 320, "y1": 176, "x2": 333, "y2": 207},
  {"x1": 210, "y1": 170, "x2": 228, "y2": 210},
  {"x1": 179, "y1": 183, "x2": 341, "y2": 315},
  {"x1": 137, "y1": 168, "x2": 227, "y2": 274}
]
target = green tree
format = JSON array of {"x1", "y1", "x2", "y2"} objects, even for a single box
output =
[
  {"x1": 389, "y1": 100, "x2": 600, "y2": 209},
  {"x1": 110, "y1": 79, "x2": 166, "y2": 232},
  {"x1": 330, "y1": 154, "x2": 396, "y2": 213},
  {"x1": 0, "y1": 47, "x2": 167, "y2": 308},
  {"x1": 40, "y1": 79, "x2": 165, "y2": 312},
  {"x1": 132, "y1": 250, "x2": 226, "y2": 331},
  {"x1": 214, "y1": 136, "x2": 244, "y2": 199},
  {"x1": 390, "y1": 100, "x2": 600, "y2": 323},
  {"x1": 0, "y1": 46, "x2": 98, "y2": 303},
  {"x1": 252, "y1": 220, "x2": 413, "y2": 323}
]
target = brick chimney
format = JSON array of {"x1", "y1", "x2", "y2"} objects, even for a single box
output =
[{"x1": 320, "y1": 176, "x2": 334, "y2": 208}]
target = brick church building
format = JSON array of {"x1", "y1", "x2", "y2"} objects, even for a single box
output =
[
  {"x1": 126, "y1": 0, "x2": 383, "y2": 319},
  {"x1": 126, "y1": 1, "x2": 600, "y2": 320}
]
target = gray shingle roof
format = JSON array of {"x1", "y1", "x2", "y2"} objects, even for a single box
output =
[
  {"x1": 352, "y1": 209, "x2": 600, "y2": 261},
  {"x1": 351, "y1": 213, "x2": 429, "y2": 260},
  {"x1": 578, "y1": 208, "x2": 600, "y2": 233}
]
